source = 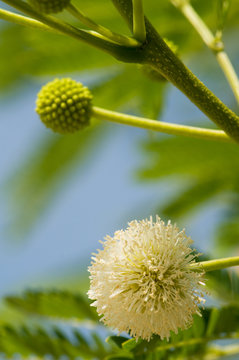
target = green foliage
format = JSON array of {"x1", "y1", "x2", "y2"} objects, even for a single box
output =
[
  {"x1": 138, "y1": 136, "x2": 239, "y2": 255},
  {"x1": 106, "y1": 306, "x2": 239, "y2": 359},
  {"x1": 0, "y1": 323, "x2": 109, "y2": 359},
  {"x1": 5, "y1": 289, "x2": 98, "y2": 321},
  {"x1": 1, "y1": 289, "x2": 107, "y2": 359},
  {"x1": 28, "y1": 0, "x2": 71, "y2": 14},
  {"x1": 2, "y1": 288, "x2": 239, "y2": 360},
  {"x1": 0, "y1": 23, "x2": 112, "y2": 91}
]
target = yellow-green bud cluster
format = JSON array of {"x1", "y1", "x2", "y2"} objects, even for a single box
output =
[
  {"x1": 28, "y1": 0, "x2": 70, "y2": 14},
  {"x1": 36, "y1": 78, "x2": 93, "y2": 134}
]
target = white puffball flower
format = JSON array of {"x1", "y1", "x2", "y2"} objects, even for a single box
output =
[{"x1": 88, "y1": 216, "x2": 205, "y2": 341}]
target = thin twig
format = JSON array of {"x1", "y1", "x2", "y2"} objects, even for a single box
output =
[
  {"x1": 67, "y1": 3, "x2": 140, "y2": 46},
  {"x1": 0, "y1": 7, "x2": 58, "y2": 33},
  {"x1": 132, "y1": 0, "x2": 146, "y2": 42},
  {"x1": 171, "y1": 0, "x2": 239, "y2": 104}
]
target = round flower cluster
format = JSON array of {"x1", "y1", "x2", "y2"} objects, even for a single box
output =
[
  {"x1": 36, "y1": 78, "x2": 93, "y2": 134},
  {"x1": 28, "y1": 0, "x2": 70, "y2": 14},
  {"x1": 88, "y1": 216, "x2": 205, "y2": 341}
]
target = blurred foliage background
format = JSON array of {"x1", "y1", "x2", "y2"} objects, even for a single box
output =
[{"x1": 1, "y1": 0, "x2": 239, "y2": 358}]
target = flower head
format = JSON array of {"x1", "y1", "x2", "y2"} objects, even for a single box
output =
[
  {"x1": 88, "y1": 216, "x2": 205, "y2": 341},
  {"x1": 36, "y1": 78, "x2": 93, "y2": 134}
]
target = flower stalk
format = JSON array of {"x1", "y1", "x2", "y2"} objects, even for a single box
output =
[
  {"x1": 92, "y1": 106, "x2": 232, "y2": 142},
  {"x1": 190, "y1": 256, "x2": 239, "y2": 272},
  {"x1": 0, "y1": 7, "x2": 57, "y2": 33}
]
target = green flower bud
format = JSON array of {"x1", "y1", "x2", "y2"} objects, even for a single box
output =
[
  {"x1": 28, "y1": 0, "x2": 71, "y2": 14},
  {"x1": 36, "y1": 78, "x2": 93, "y2": 134}
]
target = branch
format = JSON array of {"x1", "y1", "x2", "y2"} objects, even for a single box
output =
[{"x1": 111, "y1": 0, "x2": 239, "y2": 143}]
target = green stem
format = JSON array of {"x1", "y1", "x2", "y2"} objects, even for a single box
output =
[
  {"x1": 3, "y1": 0, "x2": 239, "y2": 142},
  {"x1": 0, "y1": 6, "x2": 115, "y2": 45},
  {"x1": 0, "y1": 7, "x2": 57, "y2": 33},
  {"x1": 1, "y1": 0, "x2": 132, "y2": 59},
  {"x1": 92, "y1": 106, "x2": 231, "y2": 142},
  {"x1": 155, "y1": 333, "x2": 239, "y2": 353},
  {"x1": 171, "y1": 0, "x2": 239, "y2": 104},
  {"x1": 216, "y1": 51, "x2": 239, "y2": 104},
  {"x1": 111, "y1": 0, "x2": 239, "y2": 143},
  {"x1": 209, "y1": 344, "x2": 239, "y2": 357},
  {"x1": 132, "y1": 0, "x2": 146, "y2": 42},
  {"x1": 190, "y1": 257, "x2": 239, "y2": 272},
  {"x1": 67, "y1": 3, "x2": 140, "y2": 46}
]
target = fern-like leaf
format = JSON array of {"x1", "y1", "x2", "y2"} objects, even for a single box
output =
[
  {"x1": 0, "y1": 323, "x2": 109, "y2": 359},
  {"x1": 5, "y1": 289, "x2": 98, "y2": 322}
]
